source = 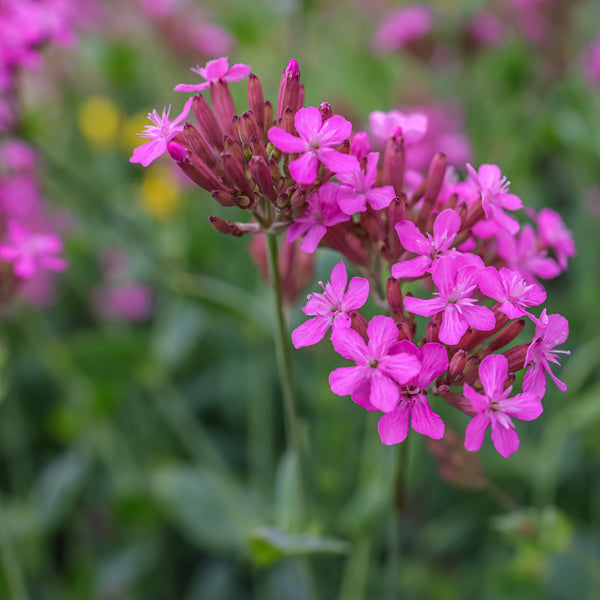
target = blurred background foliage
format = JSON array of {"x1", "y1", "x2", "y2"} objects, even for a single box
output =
[{"x1": 1, "y1": 0, "x2": 600, "y2": 598}]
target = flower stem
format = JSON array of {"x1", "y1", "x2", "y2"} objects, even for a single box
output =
[
  {"x1": 0, "y1": 498, "x2": 30, "y2": 600},
  {"x1": 265, "y1": 233, "x2": 304, "y2": 517}
]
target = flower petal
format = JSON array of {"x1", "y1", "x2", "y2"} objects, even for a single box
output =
[
  {"x1": 318, "y1": 114, "x2": 352, "y2": 147},
  {"x1": 268, "y1": 127, "x2": 307, "y2": 153},
  {"x1": 318, "y1": 149, "x2": 360, "y2": 174},
  {"x1": 329, "y1": 365, "x2": 368, "y2": 396},
  {"x1": 403, "y1": 295, "x2": 446, "y2": 317},
  {"x1": 369, "y1": 371, "x2": 399, "y2": 412},
  {"x1": 410, "y1": 395, "x2": 445, "y2": 439},
  {"x1": 366, "y1": 315, "x2": 400, "y2": 357},
  {"x1": 490, "y1": 421, "x2": 519, "y2": 457},
  {"x1": 343, "y1": 277, "x2": 370, "y2": 311},
  {"x1": 289, "y1": 152, "x2": 319, "y2": 184},
  {"x1": 378, "y1": 404, "x2": 410, "y2": 445},
  {"x1": 478, "y1": 354, "x2": 508, "y2": 399},
  {"x1": 439, "y1": 305, "x2": 468, "y2": 345},
  {"x1": 391, "y1": 255, "x2": 431, "y2": 279},
  {"x1": 294, "y1": 106, "x2": 322, "y2": 141},
  {"x1": 291, "y1": 317, "x2": 331, "y2": 348},
  {"x1": 331, "y1": 323, "x2": 368, "y2": 361},
  {"x1": 464, "y1": 412, "x2": 490, "y2": 452}
]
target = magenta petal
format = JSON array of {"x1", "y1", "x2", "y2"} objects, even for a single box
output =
[
  {"x1": 225, "y1": 63, "x2": 251, "y2": 81},
  {"x1": 366, "y1": 315, "x2": 399, "y2": 357},
  {"x1": 204, "y1": 57, "x2": 229, "y2": 80},
  {"x1": 338, "y1": 191, "x2": 367, "y2": 215},
  {"x1": 268, "y1": 127, "x2": 307, "y2": 153},
  {"x1": 329, "y1": 365, "x2": 368, "y2": 396},
  {"x1": 130, "y1": 139, "x2": 166, "y2": 166},
  {"x1": 464, "y1": 412, "x2": 490, "y2": 452},
  {"x1": 395, "y1": 220, "x2": 427, "y2": 254},
  {"x1": 369, "y1": 371, "x2": 399, "y2": 412},
  {"x1": 403, "y1": 295, "x2": 445, "y2": 317},
  {"x1": 461, "y1": 304, "x2": 496, "y2": 332},
  {"x1": 291, "y1": 317, "x2": 331, "y2": 348},
  {"x1": 366, "y1": 186, "x2": 395, "y2": 210},
  {"x1": 286, "y1": 220, "x2": 311, "y2": 244},
  {"x1": 331, "y1": 325, "x2": 367, "y2": 362},
  {"x1": 498, "y1": 192, "x2": 522, "y2": 211},
  {"x1": 416, "y1": 343, "x2": 448, "y2": 388},
  {"x1": 391, "y1": 255, "x2": 431, "y2": 279},
  {"x1": 478, "y1": 354, "x2": 508, "y2": 398},
  {"x1": 378, "y1": 405, "x2": 410, "y2": 445},
  {"x1": 289, "y1": 152, "x2": 319, "y2": 184},
  {"x1": 523, "y1": 363, "x2": 547, "y2": 396},
  {"x1": 490, "y1": 205, "x2": 520, "y2": 235},
  {"x1": 410, "y1": 396, "x2": 445, "y2": 439},
  {"x1": 439, "y1": 305, "x2": 468, "y2": 345},
  {"x1": 503, "y1": 393, "x2": 543, "y2": 421},
  {"x1": 463, "y1": 383, "x2": 488, "y2": 413},
  {"x1": 478, "y1": 163, "x2": 502, "y2": 188},
  {"x1": 40, "y1": 256, "x2": 67, "y2": 272},
  {"x1": 490, "y1": 422, "x2": 519, "y2": 457},
  {"x1": 329, "y1": 261, "x2": 348, "y2": 295},
  {"x1": 318, "y1": 149, "x2": 360, "y2": 174},
  {"x1": 173, "y1": 83, "x2": 209, "y2": 93},
  {"x1": 432, "y1": 209, "x2": 461, "y2": 246},
  {"x1": 379, "y1": 353, "x2": 421, "y2": 385},
  {"x1": 300, "y1": 224, "x2": 327, "y2": 253},
  {"x1": 344, "y1": 277, "x2": 369, "y2": 311},
  {"x1": 478, "y1": 267, "x2": 504, "y2": 302},
  {"x1": 319, "y1": 115, "x2": 353, "y2": 146},
  {"x1": 294, "y1": 106, "x2": 322, "y2": 140}
]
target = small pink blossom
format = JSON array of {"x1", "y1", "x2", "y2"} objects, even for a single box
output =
[
  {"x1": 478, "y1": 266, "x2": 546, "y2": 320},
  {"x1": 292, "y1": 261, "x2": 369, "y2": 348},
  {"x1": 336, "y1": 152, "x2": 395, "y2": 214},
  {"x1": 392, "y1": 209, "x2": 461, "y2": 279},
  {"x1": 130, "y1": 100, "x2": 192, "y2": 167},
  {"x1": 583, "y1": 35, "x2": 600, "y2": 88},
  {"x1": 535, "y1": 208, "x2": 576, "y2": 270},
  {"x1": 329, "y1": 316, "x2": 421, "y2": 413},
  {"x1": 464, "y1": 354, "x2": 542, "y2": 458},
  {"x1": 92, "y1": 283, "x2": 153, "y2": 322},
  {"x1": 369, "y1": 110, "x2": 428, "y2": 146},
  {"x1": 376, "y1": 342, "x2": 447, "y2": 444},
  {"x1": 466, "y1": 163, "x2": 523, "y2": 235},
  {"x1": 268, "y1": 106, "x2": 359, "y2": 184},
  {"x1": 372, "y1": 4, "x2": 432, "y2": 54},
  {"x1": 173, "y1": 56, "x2": 250, "y2": 93},
  {"x1": 469, "y1": 11, "x2": 504, "y2": 47},
  {"x1": 403, "y1": 256, "x2": 495, "y2": 345},
  {"x1": 496, "y1": 226, "x2": 561, "y2": 284},
  {"x1": 0, "y1": 219, "x2": 66, "y2": 279},
  {"x1": 192, "y1": 24, "x2": 233, "y2": 57},
  {"x1": 286, "y1": 182, "x2": 350, "y2": 253},
  {"x1": 524, "y1": 309, "x2": 570, "y2": 394}
]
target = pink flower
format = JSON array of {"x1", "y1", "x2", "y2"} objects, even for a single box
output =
[
  {"x1": 130, "y1": 100, "x2": 192, "y2": 167},
  {"x1": 372, "y1": 4, "x2": 432, "y2": 53},
  {"x1": 268, "y1": 106, "x2": 359, "y2": 184},
  {"x1": 536, "y1": 208, "x2": 576, "y2": 270},
  {"x1": 392, "y1": 209, "x2": 461, "y2": 279},
  {"x1": 92, "y1": 283, "x2": 153, "y2": 322},
  {"x1": 524, "y1": 309, "x2": 570, "y2": 394},
  {"x1": 286, "y1": 182, "x2": 350, "y2": 253},
  {"x1": 466, "y1": 163, "x2": 523, "y2": 235},
  {"x1": 583, "y1": 35, "x2": 600, "y2": 88},
  {"x1": 336, "y1": 152, "x2": 395, "y2": 214},
  {"x1": 464, "y1": 354, "x2": 542, "y2": 458},
  {"x1": 291, "y1": 261, "x2": 369, "y2": 348},
  {"x1": 192, "y1": 24, "x2": 233, "y2": 57},
  {"x1": 496, "y1": 226, "x2": 561, "y2": 284},
  {"x1": 369, "y1": 110, "x2": 428, "y2": 146},
  {"x1": 0, "y1": 219, "x2": 66, "y2": 279},
  {"x1": 173, "y1": 56, "x2": 250, "y2": 93},
  {"x1": 403, "y1": 256, "x2": 495, "y2": 345},
  {"x1": 469, "y1": 11, "x2": 504, "y2": 47},
  {"x1": 377, "y1": 342, "x2": 447, "y2": 444},
  {"x1": 478, "y1": 266, "x2": 546, "y2": 320},
  {"x1": 329, "y1": 316, "x2": 421, "y2": 412}
]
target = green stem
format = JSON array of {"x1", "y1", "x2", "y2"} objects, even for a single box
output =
[
  {"x1": 265, "y1": 234, "x2": 301, "y2": 463},
  {"x1": 0, "y1": 498, "x2": 29, "y2": 600},
  {"x1": 340, "y1": 537, "x2": 371, "y2": 600}
]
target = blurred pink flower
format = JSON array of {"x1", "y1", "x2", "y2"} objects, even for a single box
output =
[
  {"x1": 469, "y1": 11, "x2": 504, "y2": 47},
  {"x1": 372, "y1": 4, "x2": 432, "y2": 54},
  {"x1": 369, "y1": 110, "x2": 428, "y2": 147},
  {"x1": 192, "y1": 24, "x2": 233, "y2": 57},
  {"x1": 583, "y1": 35, "x2": 600, "y2": 88},
  {"x1": 92, "y1": 284, "x2": 153, "y2": 322}
]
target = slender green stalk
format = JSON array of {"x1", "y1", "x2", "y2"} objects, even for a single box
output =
[
  {"x1": 340, "y1": 537, "x2": 371, "y2": 600},
  {"x1": 265, "y1": 234, "x2": 302, "y2": 464},
  {"x1": 0, "y1": 498, "x2": 29, "y2": 600}
]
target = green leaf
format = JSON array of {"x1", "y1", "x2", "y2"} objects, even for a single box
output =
[{"x1": 248, "y1": 527, "x2": 349, "y2": 567}]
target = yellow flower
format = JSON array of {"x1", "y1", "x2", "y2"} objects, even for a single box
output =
[
  {"x1": 139, "y1": 165, "x2": 180, "y2": 219},
  {"x1": 78, "y1": 96, "x2": 121, "y2": 148}
]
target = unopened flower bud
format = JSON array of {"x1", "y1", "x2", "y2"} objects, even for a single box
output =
[
  {"x1": 503, "y1": 344, "x2": 528, "y2": 372},
  {"x1": 249, "y1": 155, "x2": 276, "y2": 202},
  {"x1": 249, "y1": 135, "x2": 268, "y2": 161},
  {"x1": 464, "y1": 198, "x2": 485, "y2": 230},
  {"x1": 449, "y1": 349, "x2": 468, "y2": 378},
  {"x1": 426, "y1": 317, "x2": 440, "y2": 343},
  {"x1": 177, "y1": 152, "x2": 227, "y2": 193},
  {"x1": 210, "y1": 80, "x2": 237, "y2": 138},
  {"x1": 264, "y1": 100, "x2": 274, "y2": 129},
  {"x1": 192, "y1": 94, "x2": 223, "y2": 151},
  {"x1": 349, "y1": 310, "x2": 368, "y2": 342},
  {"x1": 318, "y1": 102, "x2": 332, "y2": 121},
  {"x1": 438, "y1": 385, "x2": 477, "y2": 417},
  {"x1": 382, "y1": 133, "x2": 405, "y2": 196},
  {"x1": 208, "y1": 215, "x2": 244, "y2": 237},
  {"x1": 351, "y1": 132, "x2": 371, "y2": 161},
  {"x1": 247, "y1": 73, "x2": 265, "y2": 134},
  {"x1": 396, "y1": 321, "x2": 412, "y2": 341},
  {"x1": 211, "y1": 190, "x2": 237, "y2": 207},
  {"x1": 463, "y1": 356, "x2": 481, "y2": 385},
  {"x1": 297, "y1": 84, "x2": 305, "y2": 111},
  {"x1": 277, "y1": 59, "x2": 301, "y2": 121},
  {"x1": 424, "y1": 152, "x2": 447, "y2": 203},
  {"x1": 386, "y1": 277, "x2": 404, "y2": 318},
  {"x1": 486, "y1": 319, "x2": 525, "y2": 352},
  {"x1": 241, "y1": 111, "x2": 261, "y2": 144},
  {"x1": 281, "y1": 107, "x2": 295, "y2": 135},
  {"x1": 183, "y1": 123, "x2": 218, "y2": 170},
  {"x1": 167, "y1": 141, "x2": 188, "y2": 163},
  {"x1": 221, "y1": 151, "x2": 255, "y2": 199},
  {"x1": 223, "y1": 135, "x2": 246, "y2": 166}
]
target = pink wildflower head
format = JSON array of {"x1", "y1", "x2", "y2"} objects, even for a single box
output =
[
  {"x1": 0, "y1": 219, "x2": 66, "y2": 279},
  {"x1": 130, "y1": 99, "x2": 192, "y2": 167},
  {"x1": 392, "y1": 208, "x2": 462, "y2": 279},
  {"x1": 329, "y1": 315, "x2": 421, "y2": 412},
  {"x1": 268, "y1": 106, "x2": 359, "y2": 184},
  {"x1": 464, "y1": 354, "x2": 542, "y2": 458},
  {"x1": 372, "y1": 4, "x2": 432, "y2": 54},
  {"x1": 524, "y1": 309, "x2": 570, "y2": 394},
  {"x1": 469, "y1": 11, "x2": 504, "y2": 47},
  {"x1": 191, "y1": 24, "x2": 233, "y2": 56},
  {"x1": 377, "y1": 341, "x2": 447, "y2": 444},
  {"x1": 292, "y1": 261, "x2": 369, "y2": 348},
  {"x1": 535, "y1": 208, "x2": 576, "y2": 270},
  {"x1": 92, "y1": 283, "x2": 153, "y2": 322},
  {"x1": 583, "y1": 35, "x2": 600, "y2": 88},
  {"x1": 403, "y1": 255, "x2": 495, "y2": 345},
  {"x1": 478, "y1": 266, "x2": 546, "y2": 320},
  {"x1": 466, "y1": 163, "x2": 523, "y2": 235},
  {"x1": 336, "y1": 152, "x2": 395, "y2": 215},
  {"x1": 286, "y1": 182, "x2": 350, "y2": 253},
  {"x1": 173, "y1": 56, "x2": 250, "y2": 93},
  {"x1": 369, "y1": 110, "x2": 428, "y2": 147}
]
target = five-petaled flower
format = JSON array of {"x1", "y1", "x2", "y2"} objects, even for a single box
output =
[
  {"x1": 292, "y1": 261, "x2": 369, "y2": 348},
  {"x1": 329, "y1": 316, "x2": 421, "y2": 413},
  {"x1": 129, "y1": 99, "x2": 192, "y2": 167},
  {"x1": 403, "y1": 255, "x2": 495, "y2": 345},
  {"x1": 173, "y1": 56, "x2": 251, "y2": 93},
  {"x1": 464, "y1": 354, "x2": 542, "y2": 457},
  {"x1": 268, "y1": 106, "x2": 359, "y2": 184}
]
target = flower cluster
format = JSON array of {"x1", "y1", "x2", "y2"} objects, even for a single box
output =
[{"x1": 131, "y1": 57, "x2": 573, "y2": 458}]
